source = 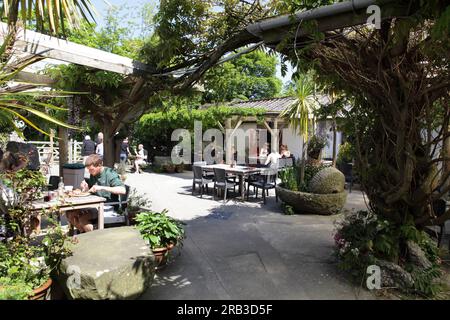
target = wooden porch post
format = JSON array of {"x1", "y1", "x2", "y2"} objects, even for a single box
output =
[
  {"x1": 58, "y1": 127, "x2": 68, "y2": 178},
  {"x1": 225, "y1": 118, "x2": 232, "y2": 164}
]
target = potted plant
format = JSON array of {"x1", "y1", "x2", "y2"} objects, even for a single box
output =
[
  {"x1": 0, "y1": 164, "x2": 74, "y2": 299},
  {"x1": 163, "y1": 163, "x2": 176, "y2": 173},
  {"x1": 135, "y1": 209, "x2": 185, "y2": 269},
  {"x1": 307, "y1": 135, "x2": 327, "y2": 160},
  {"x1": 0, "y1": 219, "x2": 73, "y2": 300},
  {"x1": 175, "y1": 163, "x2": 184, "y2": 173},
  {"x1": 276, "y1": 163, "x2": 347, "y2": 216}
]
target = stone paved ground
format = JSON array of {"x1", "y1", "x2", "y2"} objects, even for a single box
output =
[{"x1": 124, "y1": 170, "x2": 380, "y2": 300}]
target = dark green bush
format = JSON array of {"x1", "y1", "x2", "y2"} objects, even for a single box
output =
[{"x1": 334, "y1": 210, "x2": 443, "y2": 297}]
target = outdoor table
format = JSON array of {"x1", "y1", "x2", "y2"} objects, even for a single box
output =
[
  {"x1": 31, "y1": 194, "x2": 107, "y2": 230},
  {"x1": 201, "y1": 164, "x2": 262, "y2": 200}
]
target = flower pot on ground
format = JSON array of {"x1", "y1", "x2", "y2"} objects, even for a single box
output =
[
  {"x1": 0, "y1": 159, "x2": 74, "y2": 300},
  {"x1": 135, "y1": 209, "x2": 185, "y2": 270},
  {"x1": 163, "y1": 164, "x2": 176, "y2": 173}
]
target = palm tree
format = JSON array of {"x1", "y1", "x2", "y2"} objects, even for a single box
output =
[
  {"x1": 0, "y1": 0, "x2": 96, "y2": 135},
  {"x1": 280, "y1": 73, "x2": 319, "y2": 184}
]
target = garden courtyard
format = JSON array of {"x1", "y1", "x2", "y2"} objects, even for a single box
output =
[{"x1": 0, "y1": 0, "x2": 449, "y2": 302}]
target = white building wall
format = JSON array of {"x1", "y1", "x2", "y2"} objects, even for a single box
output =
[
  {"x1": 281, "y1": 120, "x2": 343, "y2": 160},
  {"x1": 319, "y1": 120, "x2": 343, "y2": 160},
  {"x1": 283, "y1": 125, "x2": 303, "y2": 160}
]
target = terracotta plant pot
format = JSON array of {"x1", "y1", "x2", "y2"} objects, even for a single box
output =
[
  {"x1": 152, "y1": 244, "x2": 177, "y2": 270},
  {"x1": 164, "y1": 165, "x2": 176, "y2": 173},
  {"x1": 152, "y1": 247, "x2": 169, "y2": 270},
  {"x1": 30, "y1": 278, "x2": 52, "y2": 300}
]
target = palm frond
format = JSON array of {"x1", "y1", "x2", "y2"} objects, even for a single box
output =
[
  {"x1": 2, "y1": 0, "x2": 98, "y2": 34},
  {"x1": 0, "y1": 47, "x2": 83, "y2": 134},
  {"x1": 280, "y1": 75, "x2": 318, "y2": 140}
]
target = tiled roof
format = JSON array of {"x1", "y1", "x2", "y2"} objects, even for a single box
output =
[{"x1": 200, "y1": 96, "x2": 298, "y2": 114}]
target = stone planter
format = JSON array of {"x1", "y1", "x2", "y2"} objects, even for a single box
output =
[
  {"x1": 57, "y1": 227, "x2": 156, "y2": 300},
  {"x1": 276, "y1": 185, "x2": 347, "y2": 215}
]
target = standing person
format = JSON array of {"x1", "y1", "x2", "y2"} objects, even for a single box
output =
[
  {"x1": 96, "y1": 137, "x2": 104, "y2": 160},
  {"x1": 96, "y1": 132, "x2": 103, "y2": 145},
  {"x1": 81, "y1": 135, "x2": 96, "y2": 164},
  {"x1": 66, "y1": 154, "x2": 125, "y2": 233},
  {"x1": 120, "y1": 137, "x2": 131, "y2": 163},
  {"x1": 134, "y1": 144, "x2": 147, "y2": 174}
]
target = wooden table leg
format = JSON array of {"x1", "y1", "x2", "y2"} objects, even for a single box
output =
[
  {"x1": 98, "y1": 202, "x2": 104, "y2": 230},
  {"x1": 240, "y1": 175, "x2": 245, "y2": 200}
]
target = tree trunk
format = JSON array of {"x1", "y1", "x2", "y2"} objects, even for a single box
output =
[
  {"x1": 332, "y1": 118, "x2": 337, "y2": 167},
  {"x1": 441, "y1": 125, "x2": 450, "y2": 193},
  {"x1": 102, "y1": 123, "x2": 116, "y2": 168},
  {"x1": 299, "y1": 135, "x2": 306, "y2": 184},
  {"x1": 102, "y1": 125, "x2": 116, "y2": 168},
  {"x1": 58, "y1": 127, "x2": 68, "y2": 177}
]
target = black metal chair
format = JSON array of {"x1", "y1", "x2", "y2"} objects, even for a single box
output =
[
  {"x1": 193, "y1": 161, "x2": 214, "y2": 179},
  {"x1": 192, "y1": 165, "x2": 213, "y2": 198},
  {"x1": 213, "y1": 168, "x2": 237, "y2": 203},
  {"x1": 340, "y1": 163, "x2": 354, "y2": 193},
  {"x1": 103, "y1": 184, "x2": 131, "y2": 226},
  {"x1": 247, "y1": 169, "x2": 277, "y2": 204},
  {"x1": 277, "y1": 158, "x2": 286, "y2": 171},
  {"x1": 48, "y1": 176, "x2": 60, "y2": 191},
  {"x1": 285, "y1": 157, "x2": 293, "y2": 167}
]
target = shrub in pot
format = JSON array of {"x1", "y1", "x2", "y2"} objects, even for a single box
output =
[
  {"x1": 135, "y1": 209, "x2": 185, "y2": 269},
  {"x1": 175, "y1": 164, "x2": 184, "y2": 173},
  {"x1": 307, "y1": 135, "x2": 327, "y2": 160},
  {"x1": 277, "y1": 163, "x2": 347, "y2": 215},
  {"x1": 0, "y1": 165, "x2": 74, "y2": 299},
  {"x1": 163, "y1": 164, "x2": 176, "y2": 173}
]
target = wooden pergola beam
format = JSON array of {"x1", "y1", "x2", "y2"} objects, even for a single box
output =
[
  {"x1": 14, "y1": 71, "x2": 56, "y2": 85},
  {"x1": 0, "y1": 22, "x2": 156, "y2": 76}
]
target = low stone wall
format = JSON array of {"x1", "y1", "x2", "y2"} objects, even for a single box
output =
[
  {"x1": 153, "y1": 156, "x2": 172, "y2": 166},
  {"x1": 276, "y1": 185, "x2": 347, "y2": 215}
]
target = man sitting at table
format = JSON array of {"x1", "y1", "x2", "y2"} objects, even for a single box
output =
[{"x1": 66, "y1": 154, "x2": 126, "y2": 233}]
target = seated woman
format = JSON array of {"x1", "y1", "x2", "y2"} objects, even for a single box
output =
[
  {"x1": 280, "y1": 144, "x2": 291, "y2": 158},
  {"x1": 134, "y1": 144, "x2": 148, "y2": 174}
]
